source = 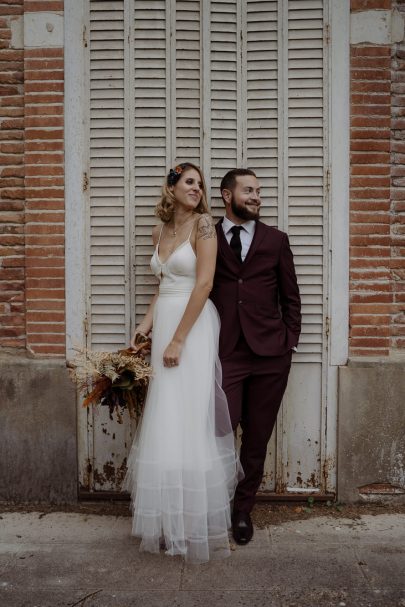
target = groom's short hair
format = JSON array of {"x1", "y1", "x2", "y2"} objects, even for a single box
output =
[{"x1": 220, "y1": 168, "x2": 257, "y2": 202}]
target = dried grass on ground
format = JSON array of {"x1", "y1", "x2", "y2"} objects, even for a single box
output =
[
  {"x1": 1, "y1": 500, "x2": 405, "y2": 525},
  {"x1": 251, "y1": 501, "x2": 405, "y2": 527}
]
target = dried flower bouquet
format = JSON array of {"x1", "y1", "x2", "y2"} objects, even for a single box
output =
[{"x1": 69, "y1": 337, "x2": 152, "y2": 423}]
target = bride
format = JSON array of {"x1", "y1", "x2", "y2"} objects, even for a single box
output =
[{"x1": 123, "y1": 162, "x2": 241, "y2": 563}]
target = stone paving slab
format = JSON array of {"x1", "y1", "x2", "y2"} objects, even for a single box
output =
[
  {"x1": 353, "y1": 544, "x2": 405, "y2": 589},
  {"x1": 1, "y1": 588, "x2": 404, "y2": 607},
  {"x1": 0, "y1": 544, "x2": 182, "y2": 591},
  {"x1": 0, "y1": 513, "x2": 132, "y2": 545},
  {"x1": 0, "y1": 512, "x2": 404, "y2": 607},
  {"x1": 268, "y1": 515, "x2": 405, "y2": 545},
  {"x1": 181, "y1": 544, "x2": 364, "y2": 591}
]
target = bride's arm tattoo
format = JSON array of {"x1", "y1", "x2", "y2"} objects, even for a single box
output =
[{"x1": 197, "y1": 215, "x2": 216, "y2": 240}]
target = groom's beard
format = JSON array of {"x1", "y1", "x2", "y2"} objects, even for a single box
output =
[{"x1": 230, "y1": 195, "x2": 260, "y2": 221}]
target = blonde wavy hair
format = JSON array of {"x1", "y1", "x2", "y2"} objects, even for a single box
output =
[{"x1": 155, "y1": 162, "x2": 209, "y2": 223}]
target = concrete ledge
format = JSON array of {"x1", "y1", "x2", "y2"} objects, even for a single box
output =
[
  {"x1": 0, "y1": 353, "x2": 77, "y2": 504},
  {"x1": 338, "y1": 359, "x2": 405, "y2": 503}
]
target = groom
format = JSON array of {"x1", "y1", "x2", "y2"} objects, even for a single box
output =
[{"x1": 210, "y1": 168, "x2": 301, "y2": 545}]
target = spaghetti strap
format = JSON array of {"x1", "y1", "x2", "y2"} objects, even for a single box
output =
[
  {"x1": 187, "y1": 216, "x2": 199, "y2": 242},
  {"x1": 157, "y1": 224, "x2": 164, "y2": 247}
]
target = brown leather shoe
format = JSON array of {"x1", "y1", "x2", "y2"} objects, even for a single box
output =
[{"x1": 232, "y1": 510, "x2": 253, "y2": 545}]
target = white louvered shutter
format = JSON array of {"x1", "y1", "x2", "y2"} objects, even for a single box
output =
[
  {"x1": 287, "y1": 0, "x2": 325, "y2": 364},
  {"x1": 89, "y1": 2, "x2": 127, "y2": 350},
  {"x1": 84, "y1": 0, "x2": 330, "y2": 495},
  {"x1": 282, "y1": 0, "x2": 327, "y2": 495},
  {"x1": 88, "y1": 1, "x2": 134, "y2": 494},
  {"x1": 88, "y1": 0, "x2": 326, "y2": 357}
]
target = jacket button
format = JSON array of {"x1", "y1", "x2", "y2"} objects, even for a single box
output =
[
  {"x1": 238, "y1": 278, "x2": 243, "y2": 284},
  {"x1": 238, "y1": 300, "x2": 243, "y2": 304}
]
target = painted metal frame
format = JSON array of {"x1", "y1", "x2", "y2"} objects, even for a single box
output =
[
  {"x1": 65, "y1": 0, "x2": 88, "y2": 360},
  {"x1": 326, "y1": 0, "x2": 350, "y2": 494},
  {"x1": 201, "y1": 0, "x2": 211, "y2": 194},
  {"x1": 65, "y1": 0, "x2": 91, "y2": 490},
  {"x1": 276, "y1": 0, "x2": 290, "y2": 492},
  {"x1": 320, "y1": 0, "x2": 331, "y2": 495},
  {"x1": 126, "y1": 0, "x2": 136, "y2": 340}
]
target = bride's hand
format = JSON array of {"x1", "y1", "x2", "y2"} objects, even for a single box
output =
[
  {"x1": 163, "y1": 339, "x2": 183, "y2": 367},
  {"x1": 130, "y1": 330, "x2": 151, "y2": 356}
]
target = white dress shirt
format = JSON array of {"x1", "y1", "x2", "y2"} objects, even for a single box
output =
[{"x1": 222, "y1": 216, "x2": 256, "y2": 262}]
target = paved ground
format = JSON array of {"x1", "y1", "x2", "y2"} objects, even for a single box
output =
[{"x1": 0, "y1": 511, "x2": 404, "y2": 607}]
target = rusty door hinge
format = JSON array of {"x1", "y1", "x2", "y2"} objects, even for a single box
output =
[
  {"x1": 325, "y1": 316, "x2": 330, "y2": 338},
  {"x1": 83, "y1": 172, "x2": 89, "y2": 192},
  {"x1": 324, "y1": 23, "x2": 330, "y2": 45},
  {"x1": 83, "y1": 314, "x2": 89, "y2": 348}
]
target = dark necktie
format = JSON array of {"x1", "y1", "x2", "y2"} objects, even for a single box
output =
[{"x1": 230, "y1": 226, "x2": 243, "y2": 262}]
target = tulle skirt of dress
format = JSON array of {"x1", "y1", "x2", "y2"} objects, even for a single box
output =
[{"x1": 123, "y1": 293, "x2": 241, "y2": 564}]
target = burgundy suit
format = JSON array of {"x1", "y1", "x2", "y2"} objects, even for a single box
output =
[{"x1": 210, "y1": 219, "x2": 301, "y2": 512}]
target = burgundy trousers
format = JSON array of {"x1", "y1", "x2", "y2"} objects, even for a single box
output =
[{"x1": 221, "y1": 333, "x2": 293, "y2": 513}]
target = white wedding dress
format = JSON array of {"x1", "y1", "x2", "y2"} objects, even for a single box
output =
[{"x1": 123, "y1": 226, "x2": 241, "y2": 563}]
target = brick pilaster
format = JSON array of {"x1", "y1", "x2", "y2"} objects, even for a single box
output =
[
  {"x1": 24, "y1": 44, "x2": 65, "y2": 356},
  {"x1": 0, "y1": 0, "x2": 25, "y2": 349},
  {"x1": 391, "y1": 0, "x2": 405, "y2": 351},
  {"x1": 350, "y1": 44, "x2": 392, "y2": 356}
]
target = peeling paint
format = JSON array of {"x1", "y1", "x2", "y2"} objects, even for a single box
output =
[
  {"x1": 308, "y1": 472, "x2": 318, "y2": 488},
  {"x1": 390, "y1": 444, "x2": 405, "y2": 487},
  {"x1": 323, "y1": 455, "x2": 336, "y2": 487},
  {"x1": 275, "y1": 475, "x2": 288, "y2": 494},
  {"x1": 93, "y1": 458, "x2": 127, "y2": 488},
  {"x1": 79, "y1": 459, "x2": 92, "y2": 492}
]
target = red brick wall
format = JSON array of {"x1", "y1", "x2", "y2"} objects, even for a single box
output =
[
  {"x1": 391, "y1": 0, "x2": 405, "y2": 351},
  {"x1": 350, "y1": 0, "x2": 405, "y2": 356},
  {"x1": 350, "y1": 44, "x2": 392, "y2": 356},
  {"x1": 0, "y1": 0, "x2": 25, "y2": 350},
  {"x1": 351, "y1": 0, "x2": 391, "y2": 8},
  {"x1": 25, "y1": 43, "x2": 65, "y2": 356},
  {"x1": 1, "y1": 1, "x2": 404, "y2": 359},
  {"x1": 0, "y1": 0, "x2": 65, "y2": 356}
]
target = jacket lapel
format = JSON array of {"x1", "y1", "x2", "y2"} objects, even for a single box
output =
[{"x1": 242, "y1": 220, "x2": 266, "y2": 266}]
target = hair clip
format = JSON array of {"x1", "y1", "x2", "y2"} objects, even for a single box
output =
[{"x1": 167, "y1": 165, "x2": 184, "y2": 186}]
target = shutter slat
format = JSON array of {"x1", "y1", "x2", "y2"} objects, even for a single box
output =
[
  {"x1": 246, "y1": 0, "x2": 278, "y2": 221},
  {"x1": 210, "y1": 1, "x2": 238, "y2": 215},
  {"x1": 133, "y1": 1, "x2": 166, "y2": 325}
]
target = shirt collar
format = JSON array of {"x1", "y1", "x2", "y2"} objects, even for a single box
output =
[{"x1": 223, "y1": 216, "x2": 256, "y2": 236}]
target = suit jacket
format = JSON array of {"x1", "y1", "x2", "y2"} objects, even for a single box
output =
[{"x1": 210, "y1": 219, "x2": 301, "y2": 358}]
